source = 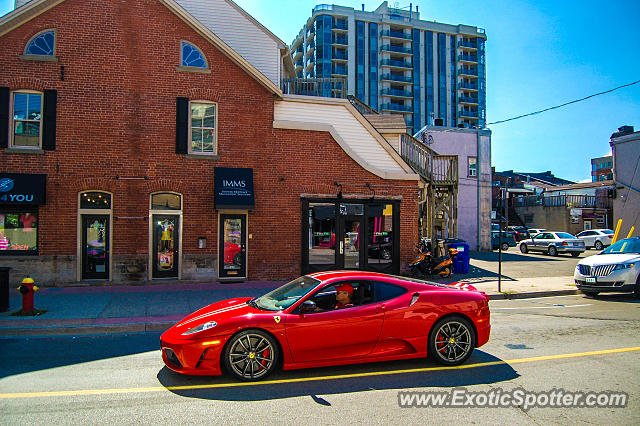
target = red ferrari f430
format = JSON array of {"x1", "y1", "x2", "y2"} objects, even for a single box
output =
[{"x1": 160, "y1": 271, "x2": 491, "y2": 380}]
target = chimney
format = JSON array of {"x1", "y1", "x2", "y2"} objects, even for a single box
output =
[{"x1": 362, "y1": 4, "x2": 365, "y2": 11}]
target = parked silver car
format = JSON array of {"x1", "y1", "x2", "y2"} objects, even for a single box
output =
[
  {"x1": 574, "y1": 237, "x2": 640, "y2": 297},
  {"x1": 575, "y1": 229, "x2": 614, "y2": 250},
  {"x1": 519, "y1": 231, "x2": 586, "y2": 257}
]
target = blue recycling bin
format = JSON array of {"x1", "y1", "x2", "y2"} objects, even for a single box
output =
[{"x1": 449, "y1": 242, "x2": 470, "y2": 274}]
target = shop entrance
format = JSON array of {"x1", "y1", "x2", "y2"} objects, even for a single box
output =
[
  {"x1": 152, "y1": 215, "x2": 180, "y2": 278},
  {"x1": 81, "y1": 215, "x2": 110, "y2": 280},
  {"x1": 219, "y1": 214, "x2": 247, "y2": 279},
  {"x1": 304, "y1": 200, "x2": 398, "y2": 275}
]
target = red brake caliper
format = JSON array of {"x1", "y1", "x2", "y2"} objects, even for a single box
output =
[{"x1": 259, "y1": 348, "x2": 270, "y2": 369}]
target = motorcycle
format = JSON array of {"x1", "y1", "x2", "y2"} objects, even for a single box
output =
[{"x1": 409, "y1": 238, "x2": 458, "y2": 278}]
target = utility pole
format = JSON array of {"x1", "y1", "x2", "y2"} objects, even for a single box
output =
[{"x1": 498, "y1": 188, "x2": 504, "y2": 292}]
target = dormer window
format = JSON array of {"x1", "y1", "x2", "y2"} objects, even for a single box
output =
[
  {"x1": 181, "y1": 41, "x2": 207, "y2": 68},
  {"x1": 25, "y1": 30, "x2": 55, "y2": 56}
]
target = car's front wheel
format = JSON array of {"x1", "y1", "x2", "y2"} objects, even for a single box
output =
[
  {"x1": 520, "y1": 244, "x2": 528, "y2": 254},
  {"x1": 428, "y1": 316, "x2": 476, "y2": 366},
  {"x1": 223, "y1": 330, "x2": 279, "y2": 381},
  {"x1": 548, "y1": 246, "x2": 558, "y2": 256},
  {"x1": 501, "y1": 242, "x2": 510, "y2": 251},
  {"x1": 634, "y1": 275, "x2": 640, "y2": 300},
  {"x1": 594, "y1": 240, "x2": 604, "y2": 251}
]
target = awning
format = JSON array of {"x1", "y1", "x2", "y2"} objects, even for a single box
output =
[
  {"x1": 0, "y1": 173, "x2": 46, "y2": 205},
  {"x1": 214, "y1": 167, "x2": 255, "y2": 210}
]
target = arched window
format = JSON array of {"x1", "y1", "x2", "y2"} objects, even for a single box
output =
[
  {"x1": 151, "y1": 192, "x2": 182, "y2": 210},
  {"x1": 181, "y1": 41, "x2": 207, "y2": 68},
  {"x1": 25, "y1": 30, "x2": 55, "y2": 56}
]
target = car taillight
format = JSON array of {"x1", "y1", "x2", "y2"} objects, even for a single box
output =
[
  {"x1": 607, "y1": 235, "x2": 613, "y2": 239},
  {"x1": 561, "y1": 242, "x2": 568, "y2": 246}
]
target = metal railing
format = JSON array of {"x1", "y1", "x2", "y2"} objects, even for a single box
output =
[
  {"x1": 332, "y1": 65, "x2": 348, "y2": 75},
  {"x1": 333, "y1": 20, "x2": 348, "y2": 30},
  {"x1": 459, "y1": 110, "x2": 479, "y2": 118},
  {"x1": 458, "y1": 54, "x2": 478, "y2": 62},
  {"x1": 380, "y1": 58, "x2": 412, "y2": 68},
  {"x1": 381, "y1": 30, "x2": 412, "y2": 40},
  {"x1": 333, "y1": 50, "x2": 348, "y2": 60},
  {"x1": 458, "y1": 67, "x2": 478, "y2": 76},
  {"x1": 458, "y1": 40, "x2": 478, "y2": 49},
  {"x1": 381, "y1": 88, "x2": 412, "y2": 97},
  {"x1": 281, "y1": 78, "x2": 347, "y2": 98},
  {"x1": 380, "y1": 44, "x2": 412, "y2": 54},
  {"x1": 332, "y1": 36, "x2": 347, "y2": 45},
  {"x1": 458, "y1": 82, "x2": 478, "y2": 90},
  {"x1": 381, "y1": 73, "x2": 412, "y2": 83},
  {"x1": 380, "y1": 103, "x2": 412, "y2": 112},
  {"x1": 347, "y1": 95, "x2": 377, "y2": 115},
  {"x1": 513, "y1": 195, "x2": 612, "y2": 209},
  {"x1": 458, "y1": 96, "x2": 479, "y2": 104},
  {"x1": 399, "y1": 134, "x2": 458, "y2": 184}
]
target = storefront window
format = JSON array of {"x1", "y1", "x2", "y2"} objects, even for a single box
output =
[
  {"x1": 339, "y1": 203, "x2": 363, "y2": 215},
  {"x1": 367, "y1": 204, "x2": 393, "y2": 264},
  {"x1": 309, "y1": 203, "x2": 335, "y2": 265},
  {"x1": 80, "y1": 192, "x2": 111, "y2": 209},
  {"x1": 0, "y1": 210, "x2": 38, "y2": 254}
]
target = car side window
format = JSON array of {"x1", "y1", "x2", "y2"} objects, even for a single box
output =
[
  {"x1": 309, "y1": 281, "x2": 374, "y2": 312},
  {"x1": 374, "y1": 281, "x2": 407, "y2": 302}
]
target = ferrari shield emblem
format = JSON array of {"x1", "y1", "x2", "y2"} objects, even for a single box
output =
[{"x1": 273, "y1": 315, "x2": 281, "y2": 323}]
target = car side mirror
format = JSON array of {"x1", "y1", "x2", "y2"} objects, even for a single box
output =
[{"x1": 300, "y1": 300, "x2": 317, "y2": 313}]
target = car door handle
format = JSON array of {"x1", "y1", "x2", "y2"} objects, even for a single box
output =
[{"x1": 376, "y1": 304, "x2": 386, "y2": 312}]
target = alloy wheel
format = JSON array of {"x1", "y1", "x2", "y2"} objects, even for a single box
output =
[
  {"x1": 594, "y1": 241, "x2": 603, "y2": 251},
  {"x1": 429, "y1": 317, "x2": 475, "y2": 365},
  {"x1": 225, "y1": 331, "x2": 278, "y2": 380}
]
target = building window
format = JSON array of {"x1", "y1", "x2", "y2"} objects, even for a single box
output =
[
  {"x1": 11, "y1": 91, "x2": 43, "y2": 148},
  {"x1": 151, "y1": 193, "x2": 182, "y2": 210},
  {"x1": 181, "y1": 41, "x2": 207, "y2": 68},
  {"x1": 190, "y1": 101, "x2": 217, "y2": 154},
  {"x1": 468, "y1": 157, "x2": 477, "y2": 177},
  {"x1": 25, "y1": 30, "x2": 55, "y2": 56},
  {"x1": 355, "y1": 20, "x2": 366, "y2": 102},
  {"x1": 0, "y1": 209, "x2": 38, "y2": 254}
]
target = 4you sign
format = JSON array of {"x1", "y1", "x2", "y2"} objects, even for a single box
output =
[{"x1": 0, "y1": 173, "x2": 46, "y2": 205}]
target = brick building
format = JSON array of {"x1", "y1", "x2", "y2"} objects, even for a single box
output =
[{"x1": 0, "y1": 0, "x2": 420, "y2": 286}]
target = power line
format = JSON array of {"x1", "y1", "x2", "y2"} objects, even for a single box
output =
[{"x1": 487, "y1": 79, "x2": 640, "y2": 125}]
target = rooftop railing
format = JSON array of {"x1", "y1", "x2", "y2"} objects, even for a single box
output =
[
  {"x1": 282, "y1": 78, "x2": 347, "y2": 98},
  {"x1": 514, "y1": 195, "x2": 612, "y2": 209}
]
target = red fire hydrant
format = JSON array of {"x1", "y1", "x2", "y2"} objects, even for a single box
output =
[{"x1": 18, "y1": 277, "x2": 39, "y2": 315}]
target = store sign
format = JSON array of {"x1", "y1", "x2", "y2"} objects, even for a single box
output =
[
  {"x1": 0, "y1": 173, "x2": 46, "y2": 205},
  {"x1": 214, "y1": 167, "x2": 254, "y2": 210}
]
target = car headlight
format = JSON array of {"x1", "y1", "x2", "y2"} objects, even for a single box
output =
[
  {"x1": 181, "y1": 321, "x2": 217, "y2": 335},
  {"x1": 614, "y1": 263, "x2": 634, "y2": 271}
]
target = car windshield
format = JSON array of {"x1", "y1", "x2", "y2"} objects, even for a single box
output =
[
  {"x1": 601, "y1": 239, "x2": 640, "y2": 255},
  {"x1": 253, "y1": 276, "x2": 320, "y2": 311},
  {"x1": 555, "y1": 232, "x2": 575, "y2": 239},
  {"x1": 601, "y1": 230, "x2": 614, "y2": 234}
]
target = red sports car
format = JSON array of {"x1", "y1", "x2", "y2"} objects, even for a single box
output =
[{"x1": 160, "y1": 271, "x2": 491, "y2": 381}]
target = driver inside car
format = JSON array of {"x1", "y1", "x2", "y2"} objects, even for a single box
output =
[{"x1": 334, "y1": 283, "x2": 354, "y2": 309}]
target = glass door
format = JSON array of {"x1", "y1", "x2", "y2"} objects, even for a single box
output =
[
  {"x1": 219, "y1": 214, "x2": 247, "y2": 279},
  {"x1": 152, "y1": 215, "x2": 180, "y2": 278},
  {"x1": 81, "y1": 215, "x2": 109, "y2": 279},
  {"x1": 339, "y1": 215, "x2": 364, "y2": 269}
]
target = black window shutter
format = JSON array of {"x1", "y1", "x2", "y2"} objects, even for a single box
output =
[
  {"x1": 176, "y1": 97, "x2": 188, "y2": 154},
  {"x1": 0, "y1": 87, "x2": 9, "y2": 148},
  {"x1": 42, "y1": 89, "x2": 57, "y2": 150}
]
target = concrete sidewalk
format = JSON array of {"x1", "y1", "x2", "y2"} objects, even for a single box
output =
[{"x1": 0, "y1": 275, "x2": 579, "y2": 338}]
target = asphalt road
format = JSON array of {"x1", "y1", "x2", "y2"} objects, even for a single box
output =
[{"x1": 1, "y1": 294, "x2": 639, "y2": 424}]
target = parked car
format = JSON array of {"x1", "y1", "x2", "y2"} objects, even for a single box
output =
[
  {"x1": 574, "y1": 237, "x2": 640, "y2": 298},
  {"x1": 160, "y1": 271, "x2": 491, "y2": 380},
  {"x1": 491, "y1": 231, "x2": 517, "y2": 251},
  {"x1": 527, "y1": 228, "x2": 547, "y2": 237},
  {"x1": 368, "y1": 231, "x2": 392, "y2": 260},
  {"x1": 576, "y1": 229, "x2": 614, "y2": 250},
  {"x1": 508, "y1": 226, "x2": 531, "y2": 242},
  {"x1": 519, "y1": 231, "x2": 585, "y2": 257}
]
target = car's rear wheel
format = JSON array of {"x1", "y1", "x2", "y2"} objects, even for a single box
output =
[
  {"x1": 594, "y1": 240, "x2": 603, "y2": 251},
  {"x1": 571, "y1": 252, "x2": 580, "y2": 257},
  {"x1": 582, "y1": 291, "x2": 599, "y2": 297},
  {"x1": 634, "y1": 275, "x2": 640, "y2": 300},
  {"x1": 520, "y1": 244, "x2": 528, "y2": 254},
  {"x1": 428, "y1": 316, "x2": 476, "y2": 366},
  {"x1": 501, "y1": 242, "x2": 509, "y2": 251},
  {"x1": 548, "y1": 246, "x2": 558, "y2": 256},
  {"x1": 223, "y1": 330, "x2": 279, "y2": 381}
]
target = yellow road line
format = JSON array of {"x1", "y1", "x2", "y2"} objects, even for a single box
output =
[{"x1": 2, "y1": 346, "x2": 639, "y2": 399}]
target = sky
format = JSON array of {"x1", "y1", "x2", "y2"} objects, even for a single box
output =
[{"x1": 2, "y1": 0, "x2": 639, "y2": 182}]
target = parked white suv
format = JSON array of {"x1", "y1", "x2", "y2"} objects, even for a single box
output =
[{"x1": 576, "y1": 229, "x2": 614, "y2": 250}]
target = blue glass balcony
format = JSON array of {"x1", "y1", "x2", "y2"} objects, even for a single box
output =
[
  {"x1": 380, "y1": 44, "x2": 412, "y2": 54},
  {"x1": 380, "y1": 58, "x2": 412, "y2": 68},
  {"x1": 381, "y1": 30, "x2": 412, "y2": 40},
  {"x1": 381, "y1": 73, "x2": 412, "y2": 83},
  {"x1": 381, "y1": 88, "x2": 412, "y2": 97},
  {"x1": 380, "y1": 103, "x2": 413, "y2": 112}
]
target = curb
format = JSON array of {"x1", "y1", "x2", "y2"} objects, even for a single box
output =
[{"x1": 488, "y1": 289, "x2": 580, "y2": 300}]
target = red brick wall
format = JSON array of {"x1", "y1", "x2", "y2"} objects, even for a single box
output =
[{"x1": 0, "y1": 0, "x2": 419, "y2": 282}]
